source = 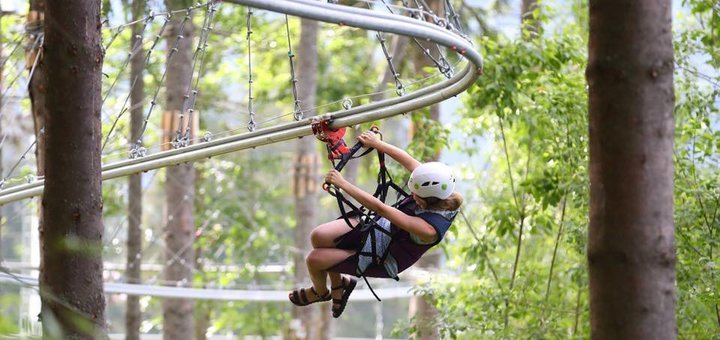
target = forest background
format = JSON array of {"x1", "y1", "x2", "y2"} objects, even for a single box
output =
[{"x1": 0, "y1": 0, "x2": 717, "y2": 338}]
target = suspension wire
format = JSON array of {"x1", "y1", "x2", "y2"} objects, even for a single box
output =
[
  {"x1": 0, "y1": 36, "x2": 43, "y2": 173},
  {"x1": 366, "y1": 2, "x2": 406, "y2": 96},
  {"x1": 253, "y1": 62, "x2": 454, "y2": 127},
  {"x1": 174, "y1": 7, "x2": 212, "y2": 147},
  {"x1": 356, "y1": 0, "x2": 471, "y2": 37},
  {"x1": 102, "y1": 21, "x2": 130, "y2": 54},
  {"x1": 246, "y1": 7, "x2": 257, "y2": 131},
  {"x1": 0, "y1": 34, "x2": 43, "y2": 121},
  {"x1": 0, "y1": 35, "x2": 25, "y2": 70},
  {"x1": 103, "y1": 169, "x2": 159, "y2": 249},
  {"x1": 0, "y1": 45, "x2": 26, "y2": 86},
  {"x1": 397, "y1": 0, "x2": 454, "y2": 78},
  {"x1": 378, "y1": 31, "x2": 406, "y2": 96},
  {"x1": 176, "y1": 0, "x2": 219, "y2": 147},
  {"x1": 285, "y1": 14, "x2": 303, "y2": 120},
  {"x1": 0, "y1": 34, "x2": 41, "y2": 108},
  {"x1": 25, "y1": 35, "x2": 44, "y2": 87},
  {"x1": 103, "y1": 13, "x2": 173, "y2": 153},
  {"x1": 5, "y1": 1, "x2": 462, "y2": 178},
  {"x1": 355, "y1": 0, "x2": 421, "y2": 17},
  {"x1": 414, "y1": 0, "x2": 432, "y2": 12},
  {"x1": 228, "y1": 57, "x2": 455, "y2": 128},
  {"x1": 443, "y1": 0, "x2": 464, "y2": 35},
  {"x1": 100, "y1": 1, "x2": 216, "y2": 154},
  {"x1": 104, "y1": 0, "x2": 215, "y2": 31},
  {"x1": 433, "y1": 42, "x2": 453, "y2": 77},
  {"x1": 677, "y1": 64, "x2": 720, "y2": 90},
  {"x1": 0, "y1": 136, "x2": 40, "y2": 189},
  {"x1": 0, "y1": 198, "x2": 33, "y2": 231},
  {"x1": 18, "y1": 54, "x2": 453, "y2": 178},
  {"x1": 114, "y1": 186, "x2": 202, "y2": 285},
  {"x1": 142, "y1": 196, "x2": 283, "y2": 286},
  {"x1": 136, "y1": 10, "x2": 192, "y2": 151},
  {"x1": 102, "y1": 14, "x2": 154, "y2": 105},
  {"x1": 182, "y1": 2, "x2": 219, "y2": 142},
  {"x1": 0, "y1": 265, "x2": 101, "y2": 327}
]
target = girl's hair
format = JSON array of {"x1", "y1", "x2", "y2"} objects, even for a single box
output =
[{"x1": 422, "y1": 192, "x2": 464, "y2": 211}]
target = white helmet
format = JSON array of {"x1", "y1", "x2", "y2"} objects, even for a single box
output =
[{"x1": 408, "y1": 162, "x2": 456, "y2": 200}]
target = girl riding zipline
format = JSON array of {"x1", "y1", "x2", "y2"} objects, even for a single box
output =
[{"x1": 289, "y1": 130, "x2": 463, "y2": 318}]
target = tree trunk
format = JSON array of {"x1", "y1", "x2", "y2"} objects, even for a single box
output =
[
  {"x1": 40, "y1": 0, "x2": 105, "y2": 338},
  {"x1": 126, "y1": 0, "x2": 146, "y2": 339},
  {"x1": 193, "y1": 242, "x2": 210, "y2": 340},
  {"x1": 292, "y1": 17, "x2": 326, "y2": 340},
  {"x1": 586, "y1": 1, "x2": 676, "y2": 339},
  {"x1": 162, "y1": 1, "x2": 196, "y2": 339},
  {"x1": 521, "y1": 0, "x2": 541, "y2": 38},
  {"x1": 27, "y1": 1, "x2": 47, "y2": 292},
  {"x1": 27, "y1": 0, "x2": 46, "y2": 172}
]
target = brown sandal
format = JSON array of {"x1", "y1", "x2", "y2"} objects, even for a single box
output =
[
  {"x1": 331, "y1": 275, "x2": 357, "y2": 318},
  {"x1": 289, "y1": 286, "x2": 331, "y2": 306}
]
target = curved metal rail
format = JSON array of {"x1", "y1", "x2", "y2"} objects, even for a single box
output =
[
  {"x1": 0, "y1": 272, "x2": 413, "y2": 301},
  {"x1": 0, "y1": 0, "x2": 482, "y2": 205}
]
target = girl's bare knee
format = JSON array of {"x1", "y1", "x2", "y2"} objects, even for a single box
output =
[
  {"x1": 310, "y1": 228, "x2": 326, "y2": 248},
  {"x1": 305, "y1": 250, "x2": 322, "y2": 268}
]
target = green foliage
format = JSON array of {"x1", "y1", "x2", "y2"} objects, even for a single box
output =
[
  {"x1": 419, "y1": 2, "x2": 720, "y2": 338},
  {"x1": 673, "y1": 6, "x2": 720, "y2": 333},
  {"x1": 683, "y1": 0, "x2": 720, "y2": 67},
  {"x1": 191, "y1": 151, "x2": 295, "y2": 335},
  {"x1": 0, "y1": 287, "x2": 21, "y2": 335},
  {"x1": 407, "y1": 110, "x2": 451, "y2": 162},
  {"x1": 420, "y1": 23, "x2": 591, "y2": 337}
]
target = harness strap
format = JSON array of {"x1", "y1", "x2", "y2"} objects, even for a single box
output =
[
  {"x1": 361, "y1": 274, "x2": 381, "y2": 301},
  {"x1": 328, "y1": 185, "x2": 365, "y2": 229},
  {"x1": 333, "y1": 141, "x2": 374, "y2": 171}
]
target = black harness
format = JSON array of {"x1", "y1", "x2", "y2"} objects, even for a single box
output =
[{"x1": 312, "y1": 123, "x2": 410, "y2": 300}]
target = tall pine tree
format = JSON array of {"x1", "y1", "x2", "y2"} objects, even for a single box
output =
[
  {"x1": 291, "y1": 16, "x2": 324, "y2": 339},
  {"x1": 587, "y1": 0, "x2": 676, "y2": 338},
  {"x1": 40, "y1": 0, "x2": 106, "y2": 337},
  {"x1": 126, "y1": 0, "x2": 147, "y2": 339},
  {"x1": 162, "y1": 0, "x2": 196, "y2": 339}
]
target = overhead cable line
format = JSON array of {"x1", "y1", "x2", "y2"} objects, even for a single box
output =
[
  {"x1": 246, "y1": 7, "x2": 257, "y2": 131},
  {"x1": 103, "y1": 12, "x2": 173, "y2": 153},
  {"x1": 135, "y1": 10, "x2": 192, "y2": 150},
  {"x1": 176, "y1": 0, "x2": 220, "y2": 147},
  {"x1": 286, "y1": 14, "x2": 303, "y2": 120}
]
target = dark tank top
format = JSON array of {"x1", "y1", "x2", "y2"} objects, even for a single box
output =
[{"x1": 330, "y1": 197, "x2": 457, "y2": 279}]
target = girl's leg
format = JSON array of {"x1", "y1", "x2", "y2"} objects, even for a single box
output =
[
  {"x1": 328, "y1": 272, "x2": 343, "y2": 302},
  {"x1": 309, "y1": 220, "x2": 360, "y2": 309},
  {"x1": 290, "y1": 218, "x2": 358, "y2": 305},
  {"x1": 310, "y1": 218, "x2": 358, "y2": 248},
  {"x1": 289, "y1": 248, "x2": 355, "y2": 303},
  {"x1": 328, "y1": 272, "x2": 342, "y2": 288},
  {"x1": 306, "y1": 248, "x2": 355, "y2": 291}
]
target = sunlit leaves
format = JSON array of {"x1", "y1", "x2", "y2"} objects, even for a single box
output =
[{"x1": 431, "y1": 22, "x2": 591, "y2": 337}]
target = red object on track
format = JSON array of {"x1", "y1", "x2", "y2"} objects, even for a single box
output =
[{"x1": 311, "y1": 120, "x2": 350, "y2": 160}]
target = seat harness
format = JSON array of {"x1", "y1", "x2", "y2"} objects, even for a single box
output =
[{"x1": 311, "y1": 120, "x2": 410, "y2": 301}]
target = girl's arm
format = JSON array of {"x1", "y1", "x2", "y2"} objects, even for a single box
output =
[
  {"x1": 326, "y1": 170, "x2": 437, "y2": 243},
  {"x1": 358, "y1": 131, "x2": 421, "y2": 173}
]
